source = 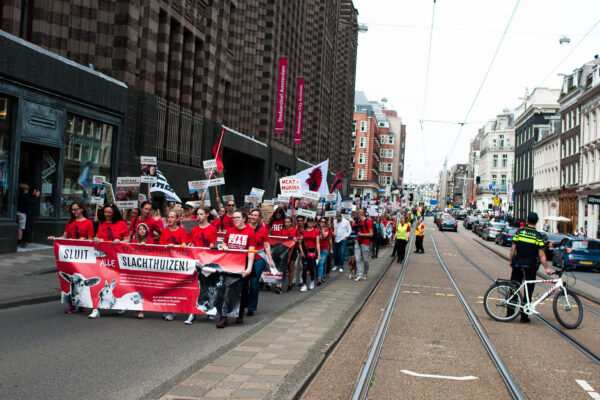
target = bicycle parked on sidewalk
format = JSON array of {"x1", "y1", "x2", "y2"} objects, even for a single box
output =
[{"x1": 483, "y1": 266, "x2": 583, "y2": 329}]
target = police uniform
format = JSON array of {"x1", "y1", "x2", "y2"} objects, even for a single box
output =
[
  {"x1": 510, "y1": 226, "x2": 545, "y2": 318},
  {"x1": 394, "y1": 223, "x2": 410, "y2": 263},
  {"x1": 414, "y1": 222, "x2": 426, "y2": 253}
]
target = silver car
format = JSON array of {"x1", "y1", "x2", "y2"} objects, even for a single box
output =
[{"x1": 482, "y1": 222, "x2": 507, "y2": 241}]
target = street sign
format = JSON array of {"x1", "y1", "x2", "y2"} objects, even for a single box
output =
[
  {"x1": 493, "y1": 197, "x2": 500, "y2": 206},
  {"x1": 488, "y1": 184, "x2": 506, "y2": 190},
  {"x1": 549, "y1": 200, "x2": 559, "y2": 210}
]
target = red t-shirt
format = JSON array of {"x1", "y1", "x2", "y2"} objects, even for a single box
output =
[
  {"x1": 282, "y1": 226, "x2": 297, "y2": 239},
  {"x1": 319, "y1": 228, "x2": 330, "y2": 251},
  {"x1": 189, "y1": 224, "x2": 218, "y2": 247},
  {"x1": 357, "y1": 219, "x2": 374, "y2": 246},
  {"x1": 64, "y1": 219, "x2": 94, "y2": 239},
  {"x1": 96, "y1": 221, "x2": 129, "y2": 241},
  {"x1": 224, "y1": 225, "x2": 257, "y2": 250},
  {"x1": 132, "y1": 236, "x2": 154, "y2": 244},
  {"x1": 130, "y1": 216, "x2": 162, "y2": 238},
  {"x1": 252, "y1": 225, "x2": 269, "y2": 251},
  {"x1": 159, "y1": 226, "x2": 189, "y2": 245},
  {"x1": 211, "y1": 214, "x2": 235, "y2": 231},
  {"x1": 303, "y1": 228, "x2": 319, "y2": 249},
  {"x1": 270, "y1": 219, "x2": 284, "y2": 236}
]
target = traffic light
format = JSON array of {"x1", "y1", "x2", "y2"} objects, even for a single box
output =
[{"x1": 475, "y1": 176, "x2": 481, "y2": 184}]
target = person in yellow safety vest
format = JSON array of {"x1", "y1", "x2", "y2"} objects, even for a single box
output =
[
  {"x1": 414, "y1": 218, "x2": 426, "y2": 254},
  {"x1": 393, "y1": 215, "x2": 411, "y2": 263}
]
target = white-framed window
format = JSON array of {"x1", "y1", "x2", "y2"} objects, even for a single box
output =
[
  {"x1": 501, "y1": 175, "x2": 506, "y2": 185},
  {"x1": 502, "y1": 154, "x2": 508, "y2": 168},
  {"x1": 492, "y1": 139, "x2": 497, "y2": 149},
  {"x1": 352, "y1": 121, "x2": 356, "y2": 133},
  {"x1": 492, "y1": 174, "x2": 497, "y2": 184},
  {"x1": 499, "y1": 135, "x2": 504, "y2": 148},
  {"x1": 358, "y1": 153, "x2": 365, "y2": 164},
  {"x1": 358, "y1": 169, "x2": 366, "y2": 180},
  {"x1": 359, "y1": 137, "x2": 366, "y2": 148},
  {"x1": 389, "y1": 136, "x2": 394, "y2": 144},
  {"x1": 386, "y1": 163, "x2": 392, "y2": 172},
  {"x1": 380, "y1": 135, "x2": 387, "y2": 144},
  {"x1": 493, "y1": 155, "x2": 498, "y2": 168},
  {"x1": 360, "y1": 121, "x2": 367, "y2": 132}
]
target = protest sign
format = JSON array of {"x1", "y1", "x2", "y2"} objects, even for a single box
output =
[
  {"x1": 263, "y1": 199, "x2": 274, "y2": 206},
  {"x1": 188, "y1": 180, "x2": 208, "y2": 201},
  {"x1": 103, "y1": 182, "x2": 115, "y2": 204},
  {"x1": 260, "y1": 204, "x2": 274, "y2": 224},
  {"x1": 324, "y1": 211, "x2": 336, "y2": 217},
  {"x1": 244, "y1": 195, "x2": 261, "y2": 206},
  {"x1": 54, "y1": 239, "x2": 247, "y2": 316},
  {"x1": 203, "y1": 159, "x2": 225, "y2": 186},
  {"x1": 115, "y1": 177, "x2": 140, "y2": 209},
  {"x1": 279, "y1": 176, "x2": 302, "y2": 197},
  {"x1": 250, "y1": 187, "x2": 265, "y2": 199},
  {"x1": 91, "y1": 176, "x2": 105, "y2": 205},
  {"x1": 296, "y1": 190, "x2": 319, "y2": 218},
  {"x1": 140, "y1": 156, "x2": 157, "y2": 183},
  {"x1": 222, "y1": 195, "x2": 234, "y2": 202}
]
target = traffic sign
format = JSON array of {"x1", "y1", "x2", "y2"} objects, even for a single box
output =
[
  {"x1": 549, "y1": 201, "x2": 558, "y2": 210},
  {"x1": 488, "y1": 184, "x2": 506, "y2": 190},
  {"x1": 493, "y1": 197, "x2": 500, "y2": 206}
]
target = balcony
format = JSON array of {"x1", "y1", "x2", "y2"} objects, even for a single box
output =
[{"x1": 480, "y1": 145, "x2": 514, "y2": 158}]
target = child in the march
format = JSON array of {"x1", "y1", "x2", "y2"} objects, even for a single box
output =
[{"x1": 349, "y1": 255, "x2": 357, "y2": 280}]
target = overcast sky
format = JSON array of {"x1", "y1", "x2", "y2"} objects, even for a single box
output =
[{"x1": 352, "y1": 0, "x2": 600, "y2": 184}]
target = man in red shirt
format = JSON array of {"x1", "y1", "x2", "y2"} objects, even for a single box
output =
[{"x1": 354, "y1": 210, "x2": 373, "y2": 281}]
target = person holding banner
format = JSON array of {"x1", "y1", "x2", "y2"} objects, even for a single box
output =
[
  {"x1": 89, "y1": 204, "x2": 129, "y2": 319},
  {"x1": 300, "y1": 217, "x2": 320, "y2": 292},
  {"x1": 185, "y1": 206, "x2": 218, "y2": 325},
  {"x1": 48, "y1": 199, "x2": 95, "y2": 314},
  {"x1": 220, "y1": 209, "x2": 256, "y2": 328},
  {"x1": 281, "y1": 216, "x2": 298, "y2": 293},
  {"x1": 130, "y1": 201, "x2": 162, "y2": 242},
  {"x1": 316, "y1": 218, "x2": 330, "y2": 285}
]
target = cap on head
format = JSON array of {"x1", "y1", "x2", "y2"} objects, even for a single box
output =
[{"x1": 527, "y1": 212, "x2": 539, "y2": 225}]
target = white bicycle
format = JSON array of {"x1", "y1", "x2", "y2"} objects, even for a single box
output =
[{"x1": 484, "y1": 267, "x2": 583, "y2": 329}]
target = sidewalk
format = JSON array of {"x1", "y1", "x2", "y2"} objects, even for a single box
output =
[
  {"x1": 0, "y1": 246, "x2": 60, "y2": 309},
  {"x1": 160, "y1": 247, "x2": 394, "y2": 400}
]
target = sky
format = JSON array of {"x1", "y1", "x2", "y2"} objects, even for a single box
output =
[{"x1": 352, "y1": 0, "x2": 600, "y2": 184}]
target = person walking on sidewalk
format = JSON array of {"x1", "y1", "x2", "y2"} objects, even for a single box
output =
[
  {"x1": 394, "y1": 215, "x2": 410, "y2": 263},
  {"x1": 332, "y1": 214, "x2": 351, "y2": 272},
  {"x1": 353, "y1": 210, "x2": 373, "y2": 281},
  {"x1": 414, "y1": 218, "x2": 426, "y2": 254},
  {"x1": 300, "y1": 217, "x2": 320, "y2": 291}
]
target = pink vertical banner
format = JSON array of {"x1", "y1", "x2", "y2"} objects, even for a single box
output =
[
  {"x1": 274, "y1": 57, "x2": 288, "y2": 135},
  {"x1": 294, "y1": 77, "x2": 305, "y2": 144}
]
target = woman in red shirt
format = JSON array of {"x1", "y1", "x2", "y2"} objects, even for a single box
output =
[
  {"x1": 89, "y1": 204, "x2": 129, "y2": 319},
  {"x1": 281, "y1": 216, "x2": 298, "y2": 293},
  {"x1": 316, "y1": 218, "x2": 330, "y2": 285},
  {"x1": 185, "y1": 206, "x2": 218, "y2": 325},
  {"x1": 131, "y1": 223, "x2": 153, "y2": 244},
  {"x1": 268, "y1": 207, "x2": 285, "y2": 236},
  {"x1": 300, "y1": 217, "x2": 320, "y2": 292},
  {"x1": 247, "y1": 208, "x2": 277, "y2": 313},
  {"x1": 220, "y1": 209, "x2": 256, "y2": 328},
  {"x1": 48, "y1": 199, "x2": 95, "y2": 313},
  {"x1": 130, "y1": 201, "x2": 162, "y2": 242},
  {"x1": 210, "y1": 206, "x2": 227, "y2": 231}
]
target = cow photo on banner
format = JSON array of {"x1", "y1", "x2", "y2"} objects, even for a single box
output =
[
  {"x1": 260, "y1": 236, "x2": 295, "y2": 281},
  {"x1": 54, "y1": 240, "x2": 248, "y2": 317}
]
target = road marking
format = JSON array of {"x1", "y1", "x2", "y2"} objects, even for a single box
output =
[
  {"x1": 401, "y1": 369, "x2": 477, "y2": 381},
  {"x1": 577, "y1": 380, "x2": 600, "y2": 399}
]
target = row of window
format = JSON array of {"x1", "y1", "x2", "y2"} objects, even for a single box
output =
[
  {"x1": 492, "y1": 154, "x2": 509, "y2": 168},
  {"x1": 380, "y1": 148, "x2": 393, "y2": 158},
  {"x1": 490, "y1": 174, "x2": 507, "y2": 185},
  {"x1": 562, "y1": 163, "x2": 579, "y2": 186},
  {"x1": 582, "y1": 109, "x2": 599, "y2": 145},
  {"x1": 515, "y1": 151, "x2": 532, "y2": 182},
  {"x1": 379, "y1": 176, "x2": 392, "y2": 186},
  {"x1": 582, "y1": 149, "x2": 600, "y2": 185},
  {"x1": 380, "y1": 135, "x2": 395, "y2": 145},
  {"x1": 352, "y1": 120, "x2": 368, "y2": 133},
  {"x1": 562, "y1": 135, "x2": 580, "y2": 158},
  {"x1": 562, "y1": 107, "x2": 580, "y2": 133}
]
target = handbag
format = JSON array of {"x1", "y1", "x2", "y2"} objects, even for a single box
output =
[{"x1": 306, "y1": 249, "x2": 317, "y2": 259}]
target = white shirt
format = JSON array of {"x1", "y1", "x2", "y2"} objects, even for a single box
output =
[{"x1": 334, "y1": 218, "x2": 352, "y2": 243}]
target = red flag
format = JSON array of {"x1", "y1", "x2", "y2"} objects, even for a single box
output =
[
  {"x1": 330, "y1": 171, "x2": 343, "y2": 193},
  {"x1": 212, "y1": 127, "x2": 226, "y2": 172}
]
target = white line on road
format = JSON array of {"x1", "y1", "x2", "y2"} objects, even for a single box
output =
[
  {"x1": 401, "y1": 370, "x2": 478, "y2": 381},
  {"x1": 577, "y1": 379, "x2": 600, "y2": 399}
]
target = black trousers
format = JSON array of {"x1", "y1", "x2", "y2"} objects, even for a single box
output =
[
  {"x1": 238, "y1": 275, "x2": 250, "y2": 317},
  {"x1": 371, "y1": 238, "x2": 380, "y2": 257},
  {"x1": 415, "y1": 236, "x2": 424, "y2": 253},
  {"x1": 509, "y1": 265, "x2": 537, "y2": 316},
  {"x1": 394, "y1": 239, "x2": 407, "y2": 262}
]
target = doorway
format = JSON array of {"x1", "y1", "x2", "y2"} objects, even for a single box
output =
[{"x1": 18, "y1": 142, "x2": 59, "y2": 242}]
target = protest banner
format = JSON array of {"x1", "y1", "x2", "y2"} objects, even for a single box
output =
[
  {"x1": 90, "y1": 176, "x2": 105, "y2": 205},
  {"x1": 244, "y1": 195, "x2": 261, "y2": 206},
  {"x1": 222, "y1": 195, "x2": 234, "y2": 202},
  {"x1": 53, "y1": 239, "x2": 247, "y2": 316},
  {"x1": 279, "y1": 176, "x2": 302, "y2": 197},
  {"x1": 140, "y1": 156, "x2": 157, "y2": 183},
  {"x1": 260, "y1": 236, "x2": 295, "y2": 280},
  {"x1": 260, "y1": 203, "x2": 274, "y2": 224},
  {"x1": 203, "y1": 159, "x2": 225, "y2": 186},
  {"x1": 296, "y1": 190, "x2": 319, "y2": 218},
  {"x1": 103, "y1": 182, "x2": 115, "y2": 204},
  {"x1": 274, "y1": 57, "x2": 287, "y2": 135},
  {"x1": 188, "y1": 180, "x2": 208, "y2": 201},
  {"x1": 115, "y1": 177, "x2": 141, "y2": 209},
  {"x1": 263, "y1": 199, "x2": 274, "y2": 206},
  {"x1": 250, "y1": 187, "x2": 265, "y2": 199}
]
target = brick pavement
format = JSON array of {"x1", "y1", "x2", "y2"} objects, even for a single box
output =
[{"x1": 160, "y1": 247, "x2": 394, "y2": 400}]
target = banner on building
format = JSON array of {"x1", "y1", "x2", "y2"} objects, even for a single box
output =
[
  {"x1": 275, "y1": 57, "x2": 288, "y2": 135},
  {"x1": 294, "y1": 77, "x2": 305, "y2": 144},
  {"x1": 54, "y1": 239, "x2": 248, "y2": 317}
]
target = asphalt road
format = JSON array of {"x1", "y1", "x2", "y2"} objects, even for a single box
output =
[{"x1": 0, "y1": 280, "x2": 323, "y2": 400}]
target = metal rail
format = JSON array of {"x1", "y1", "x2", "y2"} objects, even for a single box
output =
[
  {"x1": 352, "y1": 234, "x2": 415, "y2": 400},
  {"x1": 441, "y1": 231, "x2": 600, "y2": 366},
  {"x1": 430, "y1": 226, "x2": 526, "y2": 400}
]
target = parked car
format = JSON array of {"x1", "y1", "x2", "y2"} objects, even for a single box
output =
[
  {"x1": 472, "y1": 218, "x2": 486, "y2": 235},
  {"x1": 439, "y1": 217, "x2": 458, "y2": 232},
  {"x1": 463, "y1": 216, "x2": 477, "y2": 230},
  {"x1": 495, "y1": 227, "x2": 517, "y2": 246},
  {"x1": 476, "y1": 221, "x2": 489, "y2": 237},
  {"x1": 542, "y1": 233, "x2": 570, "y2": 262},
  {"x1": 456, "y1": 210, "x2": 468, "y2": 220},
  {"x1": 482, "y1": 222, "x2": 507, "y2": 241},
  {"x1": 553, "y1": 238, "x2": 600, "y2": 270}
]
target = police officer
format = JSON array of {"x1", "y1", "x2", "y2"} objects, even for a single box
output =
[
  {"x1": 414, "y1": 218, "x2": 426, "y2": 254},
  {"x1": 509, "y1": 212, "x2": 553, "y2": 323}
]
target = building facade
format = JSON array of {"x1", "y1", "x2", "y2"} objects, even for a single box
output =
[
  {"x1": 382, "y1": 109, "x2": 406, "y2": 193},
  {"x1": 351, "y1": 93, "x2": 381, "y2": 198},
  {"x1": 476, "y1": 111, "x2": 514, "y2": 212},
  {"x1": 577, "y1": 59, "x2": 600, "y2": 238},
  {"x1": 449, "y1": 163, "x2": 468, "y2": 207},
  {"x1": 0, "y1": 0, "x2": 359, "y2": 251},
  {"x1": 532, "y1": 118, "x2": 561, "y2": 232},
  {"x1": 467, "y1": 129, "x2": 483, "y2": 209}
]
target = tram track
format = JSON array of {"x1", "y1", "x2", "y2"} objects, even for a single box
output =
[{"x1": 440, "y1": 229, "x2": 600, "y2": 367}]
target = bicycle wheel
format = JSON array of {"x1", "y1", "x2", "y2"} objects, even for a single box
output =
[
  {"x1": 553, "y1": 290, "x2": 583, "y2": 329},
  {"x1": 484, "y1": 283, "x2": 521, "y2": 322}
]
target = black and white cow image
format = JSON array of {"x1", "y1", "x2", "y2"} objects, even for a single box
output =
[
  {"x1": 195, "y1": 262, "x2": 243, "y2": 318},
  {"x1": 269, "y1": 243, "x2": 292, "y2": 275},
  {"x1": 97, "y1": 280, "x2": 144, "y2": 311},
  {"x1": 59, "y1": 272, "x2": 101, "y2": 308}
]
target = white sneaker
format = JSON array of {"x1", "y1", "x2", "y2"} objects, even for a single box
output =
[
  {"x1": 354, "y1": 276, "x2": 363, "y2": 282},
  {"x1": 207, "y1": 315, "x2": 215, "y2": 320},
  {"x1": 332, "y1": 266, "x2": 338, "y2": 271},
  {"x1": 163, "y1": 313, "x2": 174, "y2": 321},
  {"x1": 339, "y1": 268, "x2": 344, "y2": 273},
  {"x1": 88, "y1": 309, "x2": 100, "y2": 319},
  {"x1": 300, "y1": 285, "x2": 307, "y2": 292},
  {"x1": 185, "y1": 314, "x2": 196, "y2": 325},
  {"x1": 309, "y1": 282, "x2": 315, "y2": 290},
  {"x1": 349, "y1": 274, "x2": 353, "y2": 279},
  {"x1": 364, "y1": 274, "x2": 368, "y2": 280},
  {"x1": 116, "y1": 309, "x2": 126, "y2": 315}
]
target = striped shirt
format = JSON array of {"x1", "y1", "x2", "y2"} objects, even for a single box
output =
[{"x1": 512, "y1": 227, "x2": 545, "y2": 267}]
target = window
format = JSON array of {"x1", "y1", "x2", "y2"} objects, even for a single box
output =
[
  {"x1": 352, "y1": 121, "x2": 356, "y2": 133},
  {"x1": 358, "y1": 169, "x2": 366, "y2": 180},
  {"x1": 389, "y1": 136, "x2": 394, "y2": 144},
  {"x1": 359, "y1": 137, "x2": 366, "y2": 148},
  {"x1": 0, "y1": 96, "x2": 12, "y2": 217},
  {"x1": 360, "y1": 121, "x2": 367, "y2": 132},
  {"x1": 62, "y1": 114, "x2": 114, "y2": 217},
  {"x1": 386, "y1": 163, "x2": 392, "y2": 172},
  {"x1": 358, "y1": 153, "x2": 365, "y2": 164},
  {"x1": 380, "y1": 135, "x2": 387, "y2": 144},
  {"x1": 493, "y1": 155, "x2": 498, "y2": 168},
  {"x1": 492, "y1": 139, "x2": 497, "y2": 149},
  {"x1": 501, "y1": 175, "x2": 506, "y2": 185},
  {"x1": 492, "y1": 174, "x2": 497, "y2": 184},
  {"x1": 502, "y1": 154, "x2": 507, "y2": 168},
  {"x1": 499, "y1": 135, "x2": 504, "y2": 148}
]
